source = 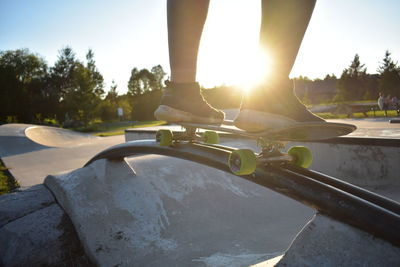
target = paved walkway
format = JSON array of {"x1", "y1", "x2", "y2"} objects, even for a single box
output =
[
  {"x1": 0, "y1": 124, "x2": 124, "y2": 187},
  {"x1": 1, "y1": 117, "x2": 399, "y2": 187},
  {"x1": 330, "y1": 118, "x2": 400, "y2": 139}
]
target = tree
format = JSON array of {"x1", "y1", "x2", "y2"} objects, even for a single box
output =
[
  {"x1": 138, "y1": 69, "x2": 152, "y2": 93},
  {"x1": 128, "y1": 65, "x2": 166, "y2": 97},
  {"x1": 302, "y1": 86, "x2": 312, "y2": 105},
  {"x1": 130, "y1": 90, "x2": 163, "y2": 120},
  {"x1": 150, "y1": 65, "x2": 166, "y2": 91},
  {"x1": 335, "y1": 54, "x2": 368, "y2": 101},
  {"x1": 48, "y1": 47, "x2": 104, "y2": 125},
  {"x1": 324, "y1": 74, "x2": 337, "y2": 80},
  {"x1": 377, "y1": 50, "x2": 400, "y2": 97},
  {"x1": 105, "y1": 80, "x2": 118, "y2": 104},
  {"x1": 65, "y1": 50, "x2": 104, "y2": 125},
  {"x1": 127, "y1": 68, "x2": 141, "y2": 96},
  {"x1": 45, "y1": 46, "x2": 80, "y2": 121},
  {"x1": 201, "y1": 85, "x2": 241, "y2": 109},
  {"x1": 48, "y1": 46, "x2": 78, "y2": 97},
  {"x1": 100, "y1": 81, "x2": 119, "y2": 121},
  {"x1": 347, "y1": 54, "x2": 366, "y2": 77},
  {"x1": 116, "y1": 94, "x2": 133, "y2": 120},
  {"x1": 0, "y1": 49, "x2": 48, "y2": 122},
  {"x1": 86, "y1": 49, "x2": 104, "y2": 97},
  {"x1": 293, "y1": 76, "x2": 312, "y2": 101},
  {"x1": 127, "y1": 65, "x2": 167, "y2": 120}
]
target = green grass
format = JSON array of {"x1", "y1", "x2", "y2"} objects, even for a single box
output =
[
  {"x1": 90, "y1": 120, "x2": 167, "y2": 136},
  {"x1": 0, "y1": 160, "x2": 19, "y2": 195},
  {"x1": 366, "y1": 110, "x2": 399, "y2": 117},
  {"x1": 316, "y1": 110, "x2": 399, "y2": 119},
  {"x1": 0, "y1": 167, "x2": 8, "y2": 195},
  {"x1": 310, "y1": 100, "x2": 377, "y2": 107},
  {"x1": 315, "y1": 113, "x2": 348, "y2": 119}
]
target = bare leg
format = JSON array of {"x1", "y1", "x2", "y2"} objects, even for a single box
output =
[
  {"x1": 154, "y1": 0, "x2": 224, "y2": 124},
  {"x1": 168, "y1": 0, "x2": 209, "y2": 83},
  {"x1": 260, "y1": 0, "x2": 316, "y2": 82},
  {"x1": 234, "y1": 0, "x2": 323, "y2": 132}
]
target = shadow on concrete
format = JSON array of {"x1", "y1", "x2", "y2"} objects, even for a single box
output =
[{"x1": 0, "y1": 136, "x2": 49, "y2": 157}]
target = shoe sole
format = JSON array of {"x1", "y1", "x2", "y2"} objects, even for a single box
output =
[
  {"x1": 154, "y1": 105, "x2": 223, "y2": 125},
  {"x1": 234, "y1": 109, "x2": 297, "y2": 132}
]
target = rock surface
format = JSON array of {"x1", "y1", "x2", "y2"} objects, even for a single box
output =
[
  {"x1": 0, "y1": 185, "x2": 92, "y2": 266},
  {"x1": 276, "y1": 214, "x2": 400, "y2": 266},
  {"x1": 45, "y1": 156, "x2": 314, "y2": 266}
]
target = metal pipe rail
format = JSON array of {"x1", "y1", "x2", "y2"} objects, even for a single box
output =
[
  {"x1": 85, "y1": 140, "x2": 400, "y2": 247},
  {"x1": 285, "y1": 165, "x2": 400, "y2": 216}
]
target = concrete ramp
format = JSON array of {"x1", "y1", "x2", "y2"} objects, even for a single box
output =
[
  {"x1": 45, "y1": 155, "x2": 314, "y2": 266},
  {"x1": 25, "y1": 125, "x2": 99, "y2": 148},
  {"x1": 0, "y1": 123, "x2": 99, "y2": 157},
  {"x1": 0, "y1": 124, "x2": 47, "y2": 157},
  {"x1": 0, "y1": 123, "x2": 124, "y2": 187}
]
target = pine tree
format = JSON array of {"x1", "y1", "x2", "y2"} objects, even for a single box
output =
[
  {"x1": 127, "y1": 68, "x2": 141, "y2": 96},
  {"x1": 150, "y1": 65, "x2": 166, "y2": 91},
  {"x1": 335, "y1": 54, "x2": 368, "y2": 101},
  {"x1": 377, "y1": 50, "x2": 400, "y2": 96}
]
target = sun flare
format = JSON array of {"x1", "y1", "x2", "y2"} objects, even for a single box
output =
[
  {"x1": 198, "y1": 47, "x2": 271, "y2": 91},
  {"x1": 196, "y1": 0, "x2": 269, "y2": 91},
  {"x1": 235, "y1": 48, "x2": 272, "y2": 92}
]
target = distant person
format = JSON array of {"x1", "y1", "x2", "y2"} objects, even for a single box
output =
[
  {"x1": 385, "y1": 95, "x2": 391, "y2": 109},
  {"x1": 154, "y1": 0, "x2": 325, "y2": 132},
  {"x1": 381, "y1": 94, "x2": 391, "y2": 117},
  {"x1": 378, "y1": 92, "x2": 385, "y2": 110},
  {"x1": 391, "y1": 96, "x2": 398, "y2": 109},
  {"x1": 390, "y1": 96, "x2": 399, "y2": 115}
]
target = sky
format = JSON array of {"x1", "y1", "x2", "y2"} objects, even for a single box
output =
[{"x1": 1, "y1": 0, "x2": 399, "y2": 94}]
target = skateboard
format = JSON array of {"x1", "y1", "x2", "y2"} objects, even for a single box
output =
[{"x1": 155, "y1": 120, "x2": 356, "y2": 176}]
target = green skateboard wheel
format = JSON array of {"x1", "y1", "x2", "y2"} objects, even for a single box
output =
[
  {"x1": 288, "y1": 146, "x2": 313, "y2": 168},
  {"x1": 228, "y1": 149, "x2": 257, "y2": 175},
  {"x1": 156, "y1": 129, "x2": 173, "y2": 146},
  {"x1": 203, "y1": 131, "x2": 219, "y2": 144}
]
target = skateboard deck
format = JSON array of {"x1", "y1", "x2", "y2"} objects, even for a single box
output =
[
  {"x1": 155, "y1": 120, "x2": 356, "y2": 175},
  {"x1": 178, "y1": 120, "x2": 356, "y2": 141}
]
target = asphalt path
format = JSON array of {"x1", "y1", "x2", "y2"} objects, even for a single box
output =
[
  {"x1": 1, "y1": 117, "x2": 400, "y2": 187},
  {"x1": 0, "y1": 124, "x2": 124, "y2": 187}
]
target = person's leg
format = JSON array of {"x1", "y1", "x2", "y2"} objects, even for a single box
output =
[
  {"x1": 260, "y1": 0, "x2": 315, "y2": 81},
  {"x1": 154, "y1": 0, "x2": 224, "y2": 124},
  {"x1": 235, "y1": 0, "x2": 324, "y2": 132},
  {"x1": 168, "y1": 0, "x2": 209, "y2": 83}
]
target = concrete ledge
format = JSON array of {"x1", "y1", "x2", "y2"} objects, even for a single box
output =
[
  {"x1": 0, "y1": 184, "x2": 55, "y2": 227},
  {"x1": 253, "y1": 214, "x2": 400, "y2": 266},
  {"x1": 276, "y1": 214, "x2": 400, "y2": 266},
  {"x1": 45, "y1": 156, "x2": 313, "y2": 266},
  {"x1": 0, "y1": 185, "x2": 92, "y2": 266},
  {"x1": 290, "y1": 139, "x2": 400, "y2": 187},
  {"x1": 0, "y1": 203, "x2": 92, "y2": 266}
]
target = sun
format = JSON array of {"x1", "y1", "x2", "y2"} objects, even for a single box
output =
[
  {"x1": 234, "y1": 48, "x2": 272, "y2": 92},
  {"x1": 195, "y1": 0, "x2": 270, "y2": 90},
  {"x1": 198, "y1": 46, "x2": 271, "y2": 91}
]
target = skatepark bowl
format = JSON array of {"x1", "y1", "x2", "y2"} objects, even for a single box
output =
[
  {"x1": 0, "y1": 122, "x2": 400, "y2": 266},
  {"x1": 24, "y1": 125, "x2": 100, "y2": 147}
]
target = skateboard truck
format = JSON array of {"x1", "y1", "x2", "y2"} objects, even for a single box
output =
[
  {"x1": 156, "y1": 127, "x2": 313, "y2": 176},
  {"x1": 228, "y1": 138, "x2": 312, "y2": 175},
  {"x1": 156, "y1": 127, "x2": 220, "y2": 145},
  {"x1": 257, "y1": 140, "x2": 312, "y2": 168}
]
